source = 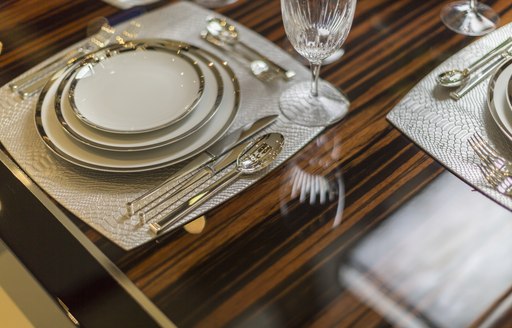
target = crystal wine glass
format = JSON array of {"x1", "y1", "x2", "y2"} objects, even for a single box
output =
[
  {"x1": 280, "y1": 0, "x2": 356, "y2": 127},
  {"x1": 441, "y1": 0, "x2": 499, "y2": 36}
]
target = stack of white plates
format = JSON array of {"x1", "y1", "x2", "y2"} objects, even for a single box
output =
[
  {"x1": 35, "y1": 40, "x2": 240, "y2": 172},
  {"x1": 487, "y1": 59, "x2": 512, "y2": 141}
]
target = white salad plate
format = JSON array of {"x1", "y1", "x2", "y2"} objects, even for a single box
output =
[
  {"x1": 68, "y1": 45, "x2": 205, "y2": 134},
  {"x1": 55, "y1": 46, "x2": 223, "y2": 151},
  {"x1": 35, "y1": 41, "x2": 240, "y2": 172},
  {"x1": 487, "y1": 59, "x2": 512, "y2": 141}
]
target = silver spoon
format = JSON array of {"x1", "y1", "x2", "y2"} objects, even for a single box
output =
[
  {"x1": 436, "y1": 37, "x2": 512, "y2": 88},
  {"x1": 206, "y1": 17, "x2": 296, "y2": 81},
  {"x1": 149, "y1": 133, "x2": 285, "y2": 234},
  {"x1": 200, "y1": 30, "x2": 275, "y2": 81}
]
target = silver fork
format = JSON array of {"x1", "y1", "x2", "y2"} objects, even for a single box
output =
[
  {"x1": 468, "y1": 133, "x2": 512, "y2": 176},
  {"x1": 479, "y1": 164, "x2": 512, "y2": 196},
  {"x1": 10, "y1": 23, "x2": 116, "y2": 97},
  {"x1": 17, "y1": 21, "x2": 141, "y2": 99}
]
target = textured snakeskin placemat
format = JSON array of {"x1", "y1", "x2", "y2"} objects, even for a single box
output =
[
  {"x1": 0, "y1": 2, "x2": 324, "y2": 250},
  {"x1": 387, "y1": 23, "x2": 512, "y2": 211}
]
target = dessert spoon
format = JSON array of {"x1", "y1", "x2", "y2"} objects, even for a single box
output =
[{"x1": 206, "y1": 17, "x2": 295, "y2": 80}]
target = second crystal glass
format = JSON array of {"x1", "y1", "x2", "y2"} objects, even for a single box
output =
[
  {"x1": 280, "y1": 0, "x2": 356, "y2": 127},
  {"x1": 441, "y1": 0, "x2": 499, "y2": 36}
]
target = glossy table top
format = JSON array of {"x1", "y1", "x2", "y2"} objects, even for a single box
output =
[{"x1": 1, "y1": 0, "x2": 512, "y2": 327}]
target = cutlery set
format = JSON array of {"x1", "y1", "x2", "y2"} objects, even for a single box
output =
[
  {"x1": 149, "y1": 133, "x2": 284, "y2": 234},
  {"x1": 436, "y1": 37, "x2": 512, "y2": 100},
  {"x1": 126, "y1": 115, "x2": 279, "y2": 218},
  {"x1": 201, "y1": 17, "x2": 296, "y2": 82}
]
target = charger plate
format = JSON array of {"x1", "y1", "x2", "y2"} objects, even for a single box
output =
[
  {"x1": 55, "y1": 43, "x2": 223, "y2": 151},
  {"x1": 68, "y1": 43, "x2": 205, "y2": 134},
  {"x1": 487, "y1": 59, "x2": 512, "y2": 141},
  {"x1": 507, "y1": 71, "x2": 512, "y2": 113},
  {"x1": 34, "y1": 42, "x2": 240, "y2": 172}
]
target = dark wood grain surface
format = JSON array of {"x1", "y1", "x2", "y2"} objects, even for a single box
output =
[{"x1": 1, "y1": 0, "x2": 512, "y2": 327}]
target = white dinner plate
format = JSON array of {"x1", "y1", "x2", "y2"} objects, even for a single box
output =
[
  {"x1": 55, "y1": 46, "x2": 223, "y2": 151},
  {"x1": 69, "y1": 45, "x2": 205, "y2": 134},
  {"x1": 487, "y1": 59, "x2": 512, "y2": 141},
  {"x1": 34, "y1": 42, "x2": 240, "y2": 172}
]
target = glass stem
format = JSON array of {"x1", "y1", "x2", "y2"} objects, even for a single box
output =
[
  {"x1": 310, "y1": 61, "x2": 322, "y2": 97},
  {"x1": 469, "y1": 0, "x2": 477, "y2": 11}
]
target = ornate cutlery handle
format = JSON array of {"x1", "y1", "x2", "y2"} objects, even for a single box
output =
[
  {"x1": 202, "y1": 32, "x2": 256, "y2": 65},
  {"x1": 466, "y1": 37, "x2": 512, "y2": 74},
  {"x1": 126, "y1": 158, "x2": 207, "y2": 216},
  {"x1": 236, "y1": 39, "x2": 296, "y2": 81},
  {"x1": 137, "y1": 168, "x2": 213, "y2": 224},
  {"x1": 149, "y1": 169, "x2": 241, "y2": 234},
  {"x1": 201, "y1": 31, "x2": 295, "y2": 81}
]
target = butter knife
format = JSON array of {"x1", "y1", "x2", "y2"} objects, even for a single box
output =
[{"x1": 126, "y1": 115, "x2": 278, "y2": 215}]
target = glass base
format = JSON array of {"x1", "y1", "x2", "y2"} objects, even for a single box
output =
[
  {"x1": 279, "y1": 81, "x2": 349, "y2": 127},
  {"x1": 193, "y1": 0, "x2": 238, "y2": 8},
  {"x1": 441, "y1": 1, "x2": 499, "y2": 36}
]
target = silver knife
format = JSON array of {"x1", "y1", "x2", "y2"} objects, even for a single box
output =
[{"x1": 126, "y1": 115, "x2": 278, "y2": 216}]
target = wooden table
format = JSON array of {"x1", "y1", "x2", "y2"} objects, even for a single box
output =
[{"x1": 1, "y1": 0, "x2": 512, "y2": 327}]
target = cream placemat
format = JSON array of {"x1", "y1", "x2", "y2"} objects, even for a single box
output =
[
  {"x1": 387, "y1": 23, "x2": 512, "y2": 211},
  {"x1": 0, "y1": 1, "x2": 323, "y2": 250}
]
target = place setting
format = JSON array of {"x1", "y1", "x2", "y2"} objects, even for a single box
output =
[
  {"x1": 0, "y1": 0, "x2": 359, "y2": 250},
  {"x1": 29, "y1": 32, "x2": 282, "y2": 245},
  {"x1": 387, "y1": 6, "x2": 512, "y2": 210}
]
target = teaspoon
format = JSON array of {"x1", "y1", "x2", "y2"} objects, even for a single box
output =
[
  {"x1": 149, "y1": 133, "x2": 285, "y2": 234},
  {"x1": 436, "y1": 37, "x2": 512, "y2": 88},
  {"x1": 201, "y1": 30, "x2": 275, "y2": 81},
  {"x1": 206, "y1": 17, "x2": 296, "y2": 80}
]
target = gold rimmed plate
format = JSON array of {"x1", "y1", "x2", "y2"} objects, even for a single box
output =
[
  {"x1": 34, "y1": 40, "x2": 241, "y2": 173},
  {"x1": 68, "y1": 43, "x2": 205, "y2": 134},
  {"x1": 55, "y1": 42, "x2": 224, "y2": 152}
]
